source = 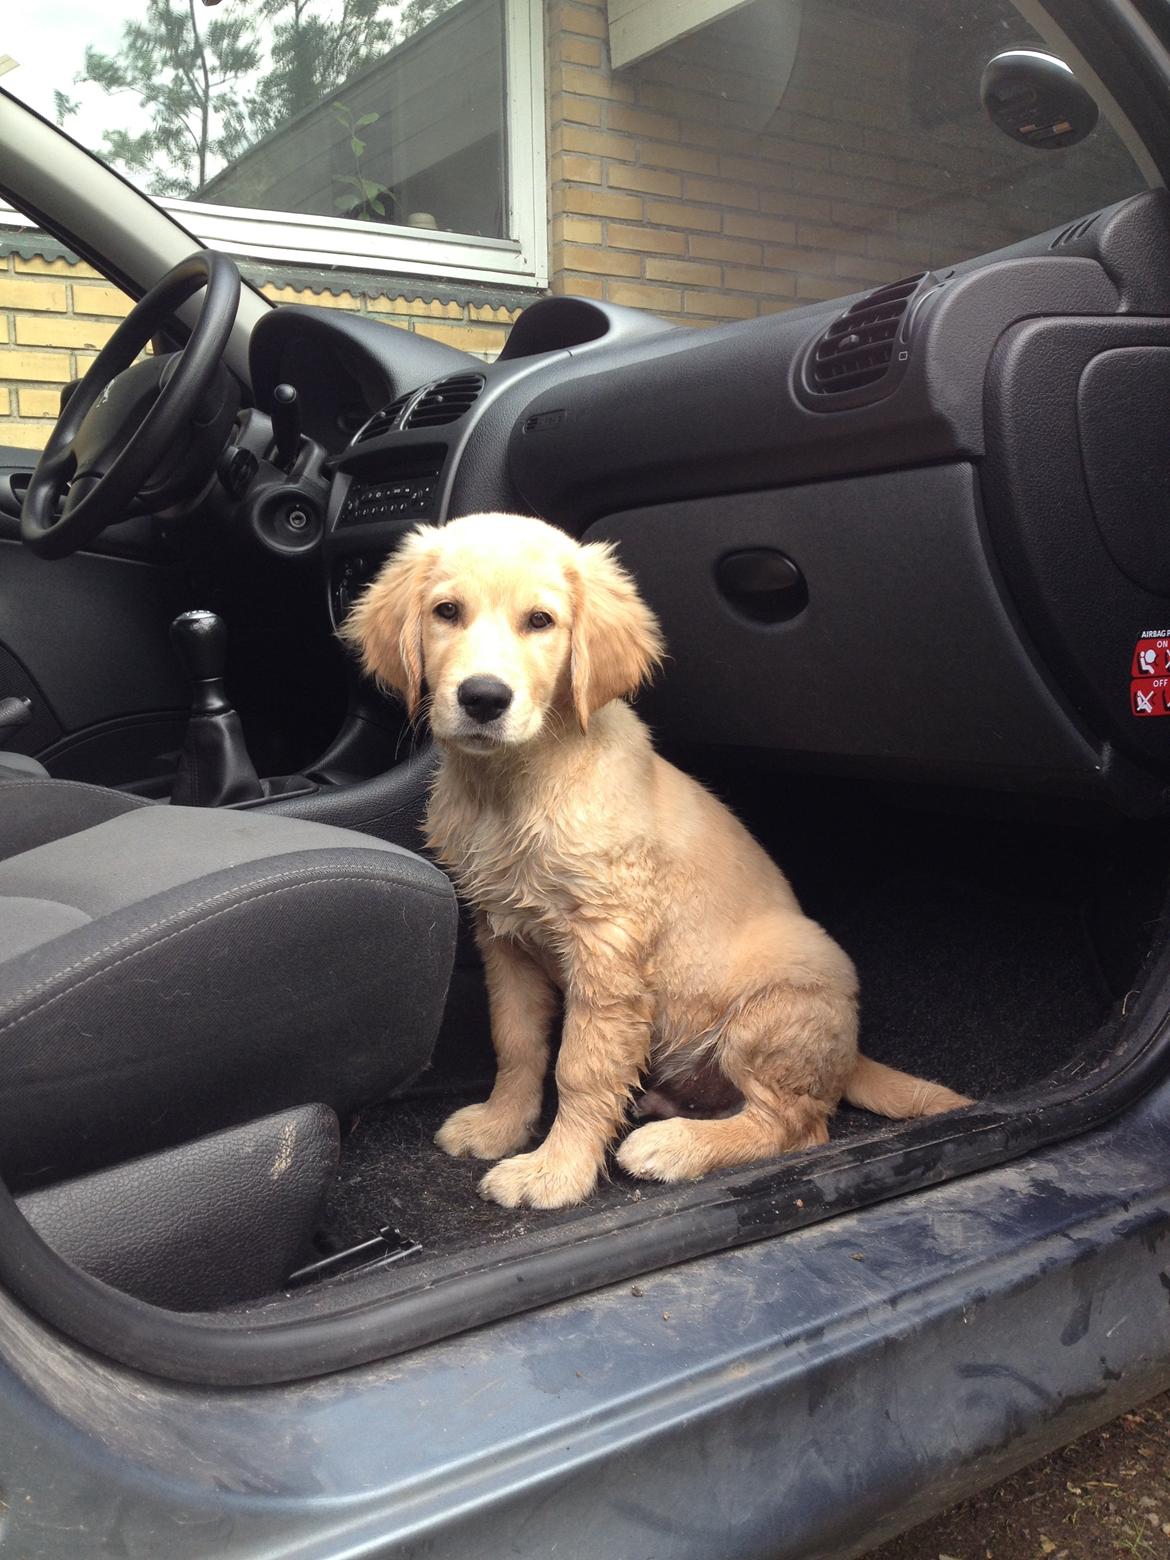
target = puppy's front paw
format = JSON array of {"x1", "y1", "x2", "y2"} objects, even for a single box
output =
[
  {"x1": 434, "y1": 1102, "x2": 533, "y2": 1161},
  {"x1": 617, "y1": 1119, "x2": 708, "y2": 1182},
  {"x1": 478, "y1": 1148, "x2": 599, "y2": 1209}
]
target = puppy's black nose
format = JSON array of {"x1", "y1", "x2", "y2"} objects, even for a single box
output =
[{"x1": 458, "y1": 675, "x2": 513, "y2": 724}]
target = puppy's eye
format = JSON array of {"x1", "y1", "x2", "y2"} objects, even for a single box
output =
[
  {"x1": 527, "y1": 609, "x2": 555, "y2": 631},
  {"x1": 433, "y1": 601, "x2": 460, "y2": 623}
]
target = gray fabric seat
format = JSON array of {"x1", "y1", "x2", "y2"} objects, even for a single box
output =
[{"x1": 0, "y1": 777, "x2": 457, "y2": 1188}]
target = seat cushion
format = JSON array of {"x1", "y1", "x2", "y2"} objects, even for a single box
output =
[
  {"x1": 0, "y1": 792, "x2": 457, "y2": 1187},
  {"x1": 0, "y1": 776, "x2": 149, "y2": 864}
]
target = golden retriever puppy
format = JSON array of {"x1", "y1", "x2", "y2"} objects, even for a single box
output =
[{"x1": 342, "y1": 513, "x2": 969, "y2": 1210}]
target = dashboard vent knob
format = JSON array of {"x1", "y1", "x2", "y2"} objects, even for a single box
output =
[
  {"x1": 405, "y1": 373, "x2": 486, "y2": 429},
  {"x1": 801, "y1": 272, "x2": 936, "y2": 408},
  {"x1": 353, "y1": 390, "x2": 414, "y2": 444}
]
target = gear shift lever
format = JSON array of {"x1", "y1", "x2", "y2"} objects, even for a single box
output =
[{"x1": 170, "y1": 611, "x2": 263, "y2": 806}]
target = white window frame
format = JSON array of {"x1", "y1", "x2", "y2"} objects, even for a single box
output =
[{"x1": 2, "y1": 0, "x2": 548, "y2": 291}]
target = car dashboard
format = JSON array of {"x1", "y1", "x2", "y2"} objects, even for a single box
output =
[{"x1": 239, "y1": 188, "x2": 1170, "y2": 814}]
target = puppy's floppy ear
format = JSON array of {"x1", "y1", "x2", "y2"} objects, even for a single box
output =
[
  {"x1": 338, "y1": 525, "x2": 440, "y2": 719},
  {"x1": 568, "y1": 540, "x2": 665, "y2": 730}
]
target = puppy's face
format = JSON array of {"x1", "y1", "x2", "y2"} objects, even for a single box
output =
[
  {"x1": 341, "y1": 513, "x2": 663, "y2": 755},
  {"x1": 422, "y1": 525, "x2": 576, "y2": 752}
]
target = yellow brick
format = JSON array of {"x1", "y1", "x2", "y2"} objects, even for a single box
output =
[
  {"x1": 724, "y1": 212, "x2": 798, "y2": 244},
  {"x1": 722, "y1": 266, "x2": 796, "y2": 298},
  {"x1": 553, "y1": 214, "x2": 604, "y2": 246},
  {"x1": 0, "y1": 318, "x2": 7, "y2": 344},
  {"x1": 637, "y1": 143, "x2": 720, "y2": 177},
  {"x1": 644, "y1": 257, "x2": 722, "y2": 288},
  {"x1": 17, "y1": 386, "x2": 62, "y2": 417},
  {"x1": 0, "y1": 422, "x2": 49, "y2": 450},
  {"x1": 760, "y1": 244, "x2": 837, "y2": 277},
  {"x1": 684, "y1": 292, "x2": 758, "y2": 319},
  {"x1": 607, "y1": 104, "x2": 679, "y2": 141},
  {"x1": 549, "y1": 153, "x2": 604, "y2": 186},
  {"x1": 15, "y1": 254, "x2": 100, "y2": 277},
  {"x1": 645, "y1": 201, "x2": 721, "y2": 233},
  {"x1": 690, "y1": 233, "x2": 763, "y2": 266},
  {"x1": 368, "y1": 295, "x2": 463, "y2": 319},
  {"x1": 607, "y1": 281, "x2": 683, "y2": 313},
  {"x1": 550, "y1": 65, "x2": 636, "y2": 104},
  {"x1": 16, "y1": 315, "x2": 118, "y2": 349},
  {"x1": 553, "y1": 3, "x2": 608, "y2": 38},
  {"x1": 70, "y1": 283, "x2": 133, "y2": 318},
  {"x1": 760, "y1": 188, "x2": 833, "y2": 222},
  {"x1": 796, "y1": 222, "x2": 868, "y2": 257},
  {"x1": 559, "y1": 36, "x2": 603, "y2": 67},
  {"x1": 551, "y1": 92, "x2": 604, "y2": 127},
  {"x1": 558, "y1": 243, "x2": 641, "y2": 278},
  {"x1": 796, "y1": 274, "x2": 849, "y2": 302},
  {"x1": 607, "y1": 224, "x2": 686, "y2": 257},
  {"x1": 555, "y1": 273, "x2": 607, "y2": 301},
  {"x1": 468, "y1": 303, "x2": 521, "y2": 324},
  {"x1": 73, "y1": 352, "x2": 99, "y2": 377},
  {"x1": 411, "y1": 322, "x2": 507, "y2": 356},
  {"x1": 685, "y1": 175, "x2": 758, "y2": 211},
  {"x1": 0, "y1": 348, "x2": 71, "y2": 382},
  {"x1": 0, "y1": 389, "x2": 8, "y2": 415},
  {"x1": 0, "y1": 277, "x2": 68, "y2": 312},
  {"x1": 606, "y1": 165, "x2": 682, "y2": 199},
  {"x1": 558, "y1": 125, "x2": 638, "y2": 163},
  {"x1": 557, "y1": 186, "x2": 643, "y2": 221}
]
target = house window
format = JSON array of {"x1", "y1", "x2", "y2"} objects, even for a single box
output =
[{"x1": 1, "y1": 0, "x2": 547, "y2": 288}]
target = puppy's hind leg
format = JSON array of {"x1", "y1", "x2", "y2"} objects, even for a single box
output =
[
  {"x1": 617, "y1": 980, "x2": 855, "y2": 1183},
  {"x1": 436, "y1": 923, "x2": 557, "y2": 1161}
]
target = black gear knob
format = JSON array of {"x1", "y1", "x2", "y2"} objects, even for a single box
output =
[
  {"x1": 171, "y1": 610, "x2": 232, "y2": 716},
  {"x1": 170, "y1": 610, "x2": 262, "y2": 805},
  {"x1": 171, "y1": 610, "x2": 227, "y2": 691}
]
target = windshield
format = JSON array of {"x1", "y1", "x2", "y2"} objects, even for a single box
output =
[{"x1": 0, "y1": 0, "x2": 1155, "y2": 398}]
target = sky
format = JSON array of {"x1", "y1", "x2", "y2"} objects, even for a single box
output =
[{"x1": 5, "y1": 3, "x2": 140, "y2": 162}]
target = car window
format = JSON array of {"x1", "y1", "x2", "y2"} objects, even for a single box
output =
[
  {"x1": 545, "y1": 0, "x2": 1151, "y2": 326},
  {"x1": 0, "y1": 215, "x2": 137, "y2": 455},
  {"x1": 0, "y1": 0, "x2": 1155, "y2": 363}
]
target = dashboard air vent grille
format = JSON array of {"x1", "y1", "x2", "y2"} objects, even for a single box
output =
[
  {"x1": 354, "y1": 391, "x2": 413, "y2": 444},
  {"x1": 405, "y1": 374, "x2": 485, "y2": 429},
  {"x1": 1050, "y1": 211, "x2": 1101, "y2": 249},
  {"x1": 806, "y1": 274, "x2": 925, "y2": 398}
]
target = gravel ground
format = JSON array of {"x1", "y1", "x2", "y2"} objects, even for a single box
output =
[{"x1": 864, "y1": 1389, "x2": 1170, "y2": 1559}]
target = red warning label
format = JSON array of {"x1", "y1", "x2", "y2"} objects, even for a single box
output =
[{"x1": 1131, "y1": 632, "x2": 1170, "y2": 715}]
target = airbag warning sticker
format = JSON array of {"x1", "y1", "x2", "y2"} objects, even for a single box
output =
[{"x1": 1132, "y1": 632, "x2": 1170, "y2": 715}]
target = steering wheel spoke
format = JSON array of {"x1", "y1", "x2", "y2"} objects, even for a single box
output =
[{"x1": 19, "y1": 250, "x2": 241, "y2": 559}]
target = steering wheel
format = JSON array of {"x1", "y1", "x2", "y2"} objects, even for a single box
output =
[{"x1": 21, "y1": 249, "x2": 241, "y2": 559}]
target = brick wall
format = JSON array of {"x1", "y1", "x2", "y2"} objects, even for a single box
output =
[
  {"x1": 0, "y1": 249, "x2": 520, "y2": 452},
  {"x1": 545, "y1": 0, "x2": 1143, "y2": 325}
]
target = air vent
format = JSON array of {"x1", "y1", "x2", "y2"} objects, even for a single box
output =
[
  {"x1": 405, "y1": 374, "x2": 485, "y2": 429},
  {"x1": 353, "y1": 391, "x2": 413, "y2": 444},
  {"x1": 803, "y1": 274, "x2": 930, "y2": 404},
  {"x1": 1050, "y1": 211, "x2": 1101, "y2": 249}
]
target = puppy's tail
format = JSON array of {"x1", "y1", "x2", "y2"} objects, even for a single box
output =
[{"x1": 844, "y1": 1054, "x2": 971, "y2": 1119}]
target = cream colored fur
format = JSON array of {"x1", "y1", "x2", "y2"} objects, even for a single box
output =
[{"x1": 342, "y1": 513, "x2": 970, "y2": 1209}]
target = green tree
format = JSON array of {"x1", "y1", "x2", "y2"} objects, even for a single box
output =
[
  {"x1": 248, "y1": 0, "x2": 397, "y2": 140},
  {"x1": 78, "y1": 0, "x2": 259, "y2": 196},
  {"x1": 73, "y1": 0, "x2": 465, "y2": 205}
]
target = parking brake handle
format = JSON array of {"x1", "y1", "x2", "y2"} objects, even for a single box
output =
[{"x1": 169, "y1": 611, "x2": 263, "y2": 807}]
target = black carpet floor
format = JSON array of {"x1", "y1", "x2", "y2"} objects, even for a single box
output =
[{"x1": 316, "y1": 773, "x2": 1158, "y2": 1263}]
